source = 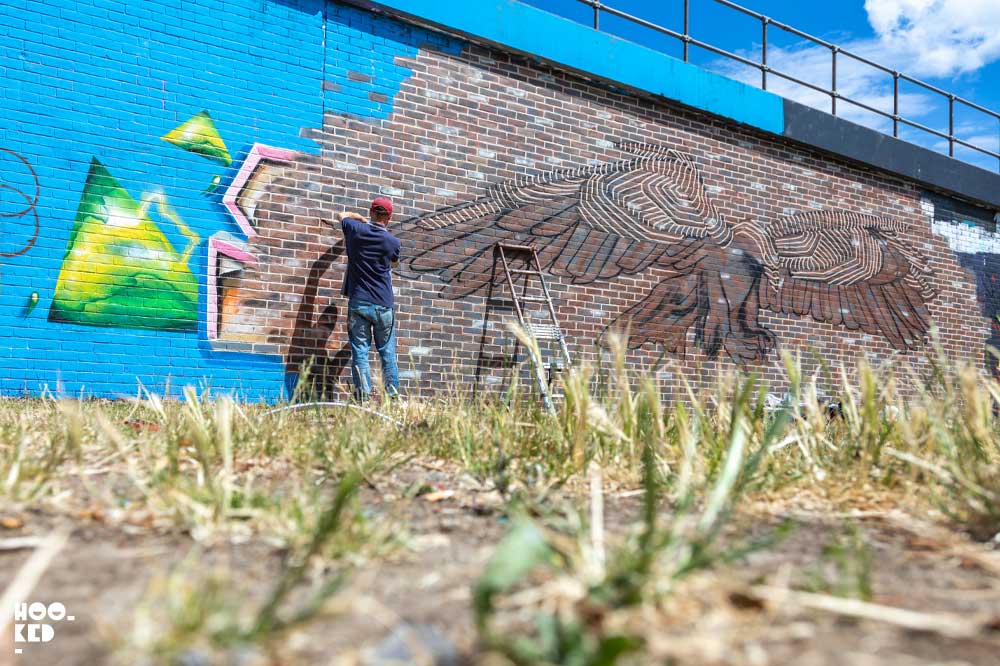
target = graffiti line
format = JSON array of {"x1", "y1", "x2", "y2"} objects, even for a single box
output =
[
  {"x1": 399, "y1": 143, "x2": 936, "y2": 362},
  {"x1": 0, "y1": 148, "x2": 41, "y2": 258}
]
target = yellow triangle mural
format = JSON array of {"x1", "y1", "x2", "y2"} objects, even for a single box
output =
[
  {"x1": 161, "y1": 110, "x2": 232, "y2": 166},
  {"x1": 49, "y1": 158, "x2": 199, "y2": 331}
]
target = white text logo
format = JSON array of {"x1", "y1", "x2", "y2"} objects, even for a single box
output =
[{"x1": 12, "y1": 602, "x2": 74, "y2": 655}]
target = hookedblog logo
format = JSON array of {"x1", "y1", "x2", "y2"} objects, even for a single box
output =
[{"x1": 11, "y1": 602, "x2": 75, "y2": 655}]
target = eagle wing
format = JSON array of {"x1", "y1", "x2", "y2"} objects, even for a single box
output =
[
  {"x1": 756, "y1": 210, "x2": 936, "y2": 350},
  {"x1": 397, "y1": 144, "x2": 725, "y2": 300}
]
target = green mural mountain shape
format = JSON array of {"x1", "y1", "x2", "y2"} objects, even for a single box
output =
[
  {"x1": 161, "y1": 111, "x2": 233, "y2": 166},
  {"x1": 49, "y1": 158, "x2": 199, "y2": 331}
]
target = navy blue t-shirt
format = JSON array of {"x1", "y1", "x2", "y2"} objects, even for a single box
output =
[{"x1": 341, "y1": 216, "x2": 401, "y2": 308}]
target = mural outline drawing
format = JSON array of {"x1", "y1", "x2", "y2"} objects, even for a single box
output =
[{"x1": 398, "y1": 143, "x2": 937, "y2": 363}]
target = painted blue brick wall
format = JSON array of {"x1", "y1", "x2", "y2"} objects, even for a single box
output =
[
  {"x1": 324, "y1": 3, "x2": 459, "y2": 118},
  {"x1": 0, "y1": 0, "x2": 457, "y2": 401}
]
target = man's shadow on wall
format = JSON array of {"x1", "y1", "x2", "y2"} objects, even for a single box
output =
[{"x1": 285, "y1": 240, "x2": 352, "y2": 399}]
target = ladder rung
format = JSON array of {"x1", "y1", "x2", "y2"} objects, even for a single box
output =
[
  {"x1": 528, "y1": 323, "x2": 562, "y2": 340},
  {"x1": 496, "y1": 243, "x2": 536, "y2": 253},
  {"x1": 520, "y1": 296, "x2": 548, "y2": 303},
  {"x1": 508, "y1": 268, "x2": 541, "y2": 275}
]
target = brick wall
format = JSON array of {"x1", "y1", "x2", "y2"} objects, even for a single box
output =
[{"x1": 0, "y1": 0, "x2": 991, "y2": 401}]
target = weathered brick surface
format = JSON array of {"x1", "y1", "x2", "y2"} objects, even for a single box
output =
[
  {"x1": 1, "y1": 1, "x2": 989, "y2": 401},
  {"x1": 227, "y1": 43, "x2": 986, "y2": 399}
]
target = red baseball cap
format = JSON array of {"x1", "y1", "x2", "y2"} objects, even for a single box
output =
[{"x1": 370, "y1": 196, "x2": 393, "y2": 215}]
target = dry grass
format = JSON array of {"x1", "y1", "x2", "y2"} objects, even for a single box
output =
[{"x1": 0, "y1": 329, "x2": 999, "y2": 664}]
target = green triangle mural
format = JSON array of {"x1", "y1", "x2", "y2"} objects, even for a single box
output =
[
  {"x1": 161, "y1": 110, "x2": 232, "y2": 166},
  {"x1": 48, "y1": 158, "x2": 199, "y2": 331}
]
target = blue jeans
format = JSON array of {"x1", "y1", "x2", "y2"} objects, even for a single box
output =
[{"x1": 347, "y1": 298, "x2": 399, "y2": 400}]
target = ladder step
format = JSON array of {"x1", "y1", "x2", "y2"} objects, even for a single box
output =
[
  {"x1": 486, "y1": 296, "x2": 547, "y2": 307},
  {"x1": 508, "y1": 268, "x2": 541, "y2": 275},
  {"x1": 528, "y1": 323, "x2": 563, "y2": 340},
  {"x1": 496, "y1": 243, "x2": 536, "y2": 253}
]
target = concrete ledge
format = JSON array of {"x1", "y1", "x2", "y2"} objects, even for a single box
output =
[{"x1": 782, "y1": 100, "x2": 1000, "y2": 209}]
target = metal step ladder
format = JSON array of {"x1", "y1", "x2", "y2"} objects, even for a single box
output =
[{"x1": 493, "y1": 242, "x2": 572, "y2": 412}]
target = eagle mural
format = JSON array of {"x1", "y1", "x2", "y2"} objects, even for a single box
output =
[{"x1": 395, "y1": 143, "x2": 937, "y2": 363}]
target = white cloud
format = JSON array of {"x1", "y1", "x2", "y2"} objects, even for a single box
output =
[
  {"x1": 706, "y1": 0, "x2": 1000, "y2": 159},
  {"x1": 707, "y1": 40, "x2": 936, "y2": 132},
  {"x1": 865, "y1": 0, "x2": 1000, "y2": 78}
]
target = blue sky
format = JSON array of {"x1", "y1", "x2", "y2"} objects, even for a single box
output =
[{"x1": 523, "y1": 0, "x2": 1000, "y2": 172}]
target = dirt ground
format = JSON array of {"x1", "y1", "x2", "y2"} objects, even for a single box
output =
[{"x1": 2, "y1": 459, "x2": 999, "y2": 666}]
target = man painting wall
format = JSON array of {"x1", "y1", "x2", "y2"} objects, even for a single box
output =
[{"x1": 335, "y1": 197, "x2": 401, "y2": 400}]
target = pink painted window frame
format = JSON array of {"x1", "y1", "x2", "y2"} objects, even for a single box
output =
[{"x1": 207, "y1": 143, "x2": 296, "y2": 341}]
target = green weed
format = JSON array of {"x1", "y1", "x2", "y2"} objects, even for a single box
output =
[{"x1": 797, "y1": 523, "x2": 874, "y2": 601}]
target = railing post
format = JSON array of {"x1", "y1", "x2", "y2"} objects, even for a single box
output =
[
  {"x1": 831, "y1": 46, "x2": 838, "y2": 115},
  {"x1": 559, "y1": 0, "x2": 998, "y2": 169},
  {"x1": 683, "y1": 0, "x2": 690, "y2": 62},
  {"x1": 761, "y1": 17, "x2": 768, "y2": 90},
  {"x1": 893, "y1": 72, "x2": 899, "y2": 137},
  {"x1": 949, "y1": 94, "x2": 955, "y2": 157}
]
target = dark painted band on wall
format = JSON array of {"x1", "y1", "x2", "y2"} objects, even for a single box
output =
[
  {"x1": 351, "y1": 0, "x2": 1000, "y2": 211},
  {"x1": 782, "y1": 100, "x2": 1000, "y2": 209}
]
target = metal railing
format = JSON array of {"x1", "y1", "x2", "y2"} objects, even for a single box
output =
[{"x1": 574, "y1": 0, "x2": 1000, "y2": 172}]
